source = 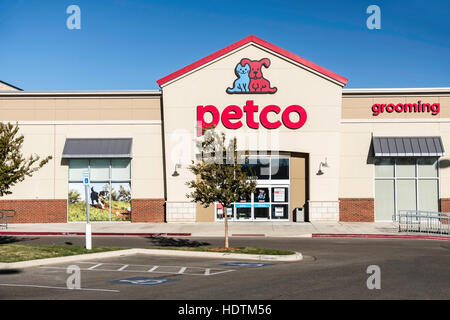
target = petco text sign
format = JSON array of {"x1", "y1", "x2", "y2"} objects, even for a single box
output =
[{"x1": 196, "y1": 100, "x2": 307, "y2": 136}]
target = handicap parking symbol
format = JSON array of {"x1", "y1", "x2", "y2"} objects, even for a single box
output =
[
  {"x1": 221, "y1": 262, "x2": 271, "y2": 268},
  {"x1": 110, "y1": 277, "x2": 178, "y2": 286}
]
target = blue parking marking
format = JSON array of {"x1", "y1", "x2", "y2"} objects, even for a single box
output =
[
  {"x1": 221, "y1": 262, "x2": 271, "y2": 268},
  {"x1": 110, "y1": 277, "x2": 178, "y2": 286}
]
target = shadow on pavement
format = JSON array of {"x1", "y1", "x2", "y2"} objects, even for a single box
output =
[
  {"x1": 145, "y1": 236, "x2": 210, "y2": 247},
  {"x1": 0, "y1": 269, "x2": 22, "y2": 275},
  {"x1": 0, "y1": 236, "x2": 39, "y2": 245}
]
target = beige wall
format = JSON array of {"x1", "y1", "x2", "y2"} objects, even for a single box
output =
[
  {"x1": 0, "y1": 96, "x2": 161, "y2": 121},
  {"x1": 290, "y1": 154, "x2": 307, "y2": 221},
  {"x1": 340, "y1": 93, "x2": 450, "y2": 199},
  {"x1": 196, "y1": 203, "x2": 214, "y2": 222},
  {"x1": 0, "y1": 123, "x2": 165, "y2": 200},
  {"x1": 161, "y1": 43, "x2": 344, "y2": 213},
  {"x1": 0, "y1": 94, "x2": 165, "y2": 201},
  {"x1": 342, "y1": 95, "x2": 449, "y2": 119}
]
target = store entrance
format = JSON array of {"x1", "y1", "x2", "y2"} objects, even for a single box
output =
[
  {"x1": 215, "y1": 155, "x2": 299, "y2": 222},
  {"x1": 216, "y1": 184, "x2": 290, "y2": 221}
]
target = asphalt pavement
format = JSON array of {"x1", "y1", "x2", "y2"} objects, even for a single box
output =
[{"x1": 0, "y1": 236, "x2": 449, "y2": 300}]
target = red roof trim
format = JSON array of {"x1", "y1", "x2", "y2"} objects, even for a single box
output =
[{"x1": 156, "y1": 35, "x2": 348, "y2": 87}]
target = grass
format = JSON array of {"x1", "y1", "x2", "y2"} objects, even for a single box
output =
[
  {"x1": 0, "y1": 244, "x2": 125, "y2": 263},
  {"x1": 68, "y1": 201, "x2": 131, "y2": 222},
  {"x1": 156, "y1": 246, "x2": 295, "y2": 255}
]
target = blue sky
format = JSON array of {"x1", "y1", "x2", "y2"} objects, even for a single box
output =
[{"x1": 1, "y1": 0, "x2": 449, "y2": 90}]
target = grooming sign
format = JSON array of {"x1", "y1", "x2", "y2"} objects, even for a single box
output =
[
  {"x1": 372, "y1": 101, "x2": 440, "y2": 116},
  {"x1": 196, "y1": 58, "x2": 307, "y2": 135}
]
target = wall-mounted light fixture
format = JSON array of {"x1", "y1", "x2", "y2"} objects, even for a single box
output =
[
  {"x1": 172, "y1": 163, "x2": 182, "y2": 177},
  {"x1": 316, "y1": 158, "x2": 328, "y2": 175}
]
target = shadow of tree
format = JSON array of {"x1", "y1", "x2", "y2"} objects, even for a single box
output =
[
  {"x1": 0, "y1": 269, "x2": 22, "y2": 275},
  {"x1": 145, "y1": 236, "x2": 210, "y2": 247},
  {"x1": 0, "y1": 236, "x2": 38, "y2": 245}
]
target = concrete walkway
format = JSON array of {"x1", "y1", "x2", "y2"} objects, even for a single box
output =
[{"x1": 1, "y1": 221, "x2": 401, "y2": 237}]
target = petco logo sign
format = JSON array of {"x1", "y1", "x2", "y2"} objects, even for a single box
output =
[
  {"x1": 227, "y1": 58, "x2": 277, "y2": 94},
  {"x1": 196, "y1": 100, "x2": 307, "y2": 136}
]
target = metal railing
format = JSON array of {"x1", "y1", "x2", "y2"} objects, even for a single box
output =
[
  {"x1": 0, "y1": 209, "x2": 16, "y2": 229},
  {"x1": 397, "y1": 210, "x2": 450, "y2": 236}
]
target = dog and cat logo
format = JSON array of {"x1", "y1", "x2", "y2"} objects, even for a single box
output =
[{"x1": 226, "y1": 58, "x2": 277, "y2": 94}]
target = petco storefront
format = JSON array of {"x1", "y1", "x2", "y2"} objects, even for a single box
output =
[{"x1": 1, "y1": 35, "x2": 449, "y2": 224}]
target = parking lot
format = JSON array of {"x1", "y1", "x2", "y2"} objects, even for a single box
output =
[
  {"x1": 0, "y1": 253, "x2": 295, "y2": 300},
  {"x1": 0, "y1": 237, "x2": 449, "y2": 300}
]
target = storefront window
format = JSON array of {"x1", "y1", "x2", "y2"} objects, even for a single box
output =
[
  {"x1": 418, "y1": 158, "x2": 438, "y2": 178},
  {"x1": 374, "y1": 158, "x2": 394, "y2": 178},
  {"x1": 271, "y1": 158, "x2": 289, "y2": 180},
  {"x1": 374, "y1": 157, "x2": 439, "y2": 221},
  {"x1": 254, "y1": 203, "x2": 270, "y2": 219},
  {"x1": 396, "y1": 158, "x2": 415, "y2": 178},
  {"x1": 68, "y1": 159, "x2": 131, "y2": 222}
]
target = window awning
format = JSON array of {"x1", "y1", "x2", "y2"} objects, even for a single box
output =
[
  {"x1": 62, "y1": 138, "x2": 132, "y2": 159},
  {"x1": 373, "y1": 136, "x2": 444, "y2": 157}
]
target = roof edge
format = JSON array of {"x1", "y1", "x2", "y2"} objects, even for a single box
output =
[
  {"x1": 157, "y1": 35, "x2": 348, "y2": 87},
  {"x1": 0, "y1": 90, "x2": 161, "y2": 97},
  {"x1": 0, "y1": 80, "x2": 23, "y2": 91},
  {"x1": 343, "y1": 87, "x2": 450, "y2": 95}
]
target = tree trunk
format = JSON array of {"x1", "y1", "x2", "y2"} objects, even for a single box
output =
[{"x1": 224, "y1": 205, "x2": 229, "y2": 249}]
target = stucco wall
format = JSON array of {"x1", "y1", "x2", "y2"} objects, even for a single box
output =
[
  {"x1": 340, "y1": 94, "x2": 450, "y2": 200},
  {"x1": 161, "y1": 43, "x2": 343, "y2": 222},
  {"x1": 0, "y1": 95, "x2": 165, "y2": 203}
]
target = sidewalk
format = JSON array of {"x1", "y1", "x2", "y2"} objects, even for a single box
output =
[{"x1": 1, "y1": 221, "x2": 401, "y2": 237}]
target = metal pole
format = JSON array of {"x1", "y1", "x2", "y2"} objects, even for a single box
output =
[{"x1": 85, "y1": 184, "x2": 92, "y2": 250}]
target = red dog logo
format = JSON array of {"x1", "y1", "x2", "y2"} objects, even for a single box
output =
[{"x1": 226, "y1": 58, "x2": 277, "y2": 94}]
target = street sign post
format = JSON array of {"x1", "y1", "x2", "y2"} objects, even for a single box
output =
[{"x1": 83, "y1": 171, "x2": 92, "y2": 250}]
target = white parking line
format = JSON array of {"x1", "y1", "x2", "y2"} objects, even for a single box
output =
[
  {"x1": 117, "y1": 265, "x2": 129, "y2": 271},
  {"x1": 40, "y1": 262, "x2": 235, "y2": 276},
  {"x1": 88, "y1": 263, "x2": 103, "y2": 270},
  {"x1": 147, "y1": 266, "x2": 159, "y2": 272},
  {"x1": 0, "y1": 283, "x2": 119, "y2": 293}
]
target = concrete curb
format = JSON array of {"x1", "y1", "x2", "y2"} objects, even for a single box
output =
[
  {"x1": 313, "y1": 234, "x2": 450, "y2": 241},
  {"x1": 0, "y1": 232, "x2": 191, "y2": 237},
  {"x1": 0, "y1": 248, "x2": 302, "y2": 269}
]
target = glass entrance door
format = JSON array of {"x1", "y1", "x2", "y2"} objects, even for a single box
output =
[{"x1": 215, "y1": 184, "x2": 290, "y2": 221}]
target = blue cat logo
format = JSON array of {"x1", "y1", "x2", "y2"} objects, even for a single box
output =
[{"x1": 226, "y1": 63, "x2": 250, "y2": 93}]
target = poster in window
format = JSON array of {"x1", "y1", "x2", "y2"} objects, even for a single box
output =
[
  {"x1": 216, "y1": 204, "x2": 234, "y2": 219},
  {"x1": 273, "y1": 188, "x2": 285, "y2": 202},
  {"x1": 110, "y1": 182, "x2": 131, "y2": 221},
  {"x1": 68, "y1": 182, "x2": 112, "y2": 221},
  {"x1": 68, "y1": 183, "x2": 86, "y2": 222},
  {"x1": 274, "y1": 206, "x2": 284, "y2": 217},
  {"x1": 255, "y1": 188, "x2": 270, "y2": 202}
]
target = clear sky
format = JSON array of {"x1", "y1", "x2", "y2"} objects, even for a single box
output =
[{"x1": 1, "y1": 0, "x2": 449, "y2": 90}]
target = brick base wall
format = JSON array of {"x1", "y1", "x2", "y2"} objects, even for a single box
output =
[
  {"x1": 131, "y1": 198, "x2": 165, "y2": 222},
  {"x1": 339, "y1": 198, "x2": 374, "y2": 222},
  {"x1": 439, "y1": 199, "x2": 450, "y2": 224},
  {"x1": 0, "y1": 199, "x2": 67, "y2": 223}
]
